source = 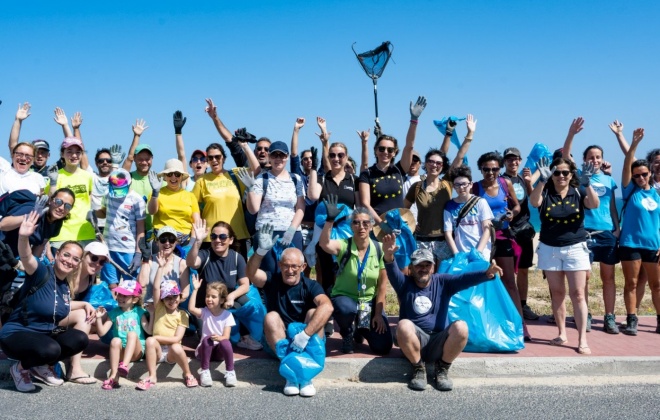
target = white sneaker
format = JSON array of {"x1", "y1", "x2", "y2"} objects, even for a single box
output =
[
  {"x1": 224, "y1": 370, "x2": 237, "y2": 387},
  {"x1": 30, "y1": 365, "x2": 64, "y2": 387},
  {"x1": 299, "y1": 381, "x2": 316, "y2": 397},
  {"x1": 198, "y1": 369, "x2": 213, "y2": 387},
  {"x1": 283, "y1": 380, "x2": 299, "y2": 396},
  {"x1": 11, "y1": 362, "x2": 35, "y2": 392},
  {"x1": 237, "y1": 335, "x2": 263, "y2": 350}
]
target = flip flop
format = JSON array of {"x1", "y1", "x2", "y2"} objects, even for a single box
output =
[
  {"x1": 69, "y1": 375, "x2": 97, "y2": 385},
  {"x1": 549, "y1": 337, "x2": 568, "y2": 346},
  {"x1": 578, "y1": 346, "x2": 592, "y2": 355},
  {"x1": 136, "y1": 378, "x2": 156, "y2": 391}
]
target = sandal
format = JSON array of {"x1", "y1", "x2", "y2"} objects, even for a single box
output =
[
  {"x1": 185, "y1": 375, "x2": 198, "y2": 388},
  {"x1": 70, "y1": 375, "x2": 97, "y2": 385},
  {"x1": 549, "y1": 337, "x2": 568, "y2": 346},
  {"x1": 118, "y1": 362, "x2": 130, "y2": 378},
  {"x1": 578, "y1": 346, "x2": 592, "y2": 355},
  {"x1": 101, "y1": 378, "x2": 119, "y2": 390},
  {"x1": 136, "y1": 378, "x2": 156, "y2": 391}
]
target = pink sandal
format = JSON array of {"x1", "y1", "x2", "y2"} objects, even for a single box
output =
[
  {"x1": 117, "y1": 362, "x2": 130, "y2": 378},
  {"x1": 101, "y1": 378, "x2": 119, "y2": 390},
  {"x1": 185, "y1": 375, "x2": 198, "y2": 388},
  {"x1": 136, "y1": 378, "x2": 156, "y2": 391}
]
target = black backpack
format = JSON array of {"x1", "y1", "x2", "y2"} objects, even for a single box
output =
[{"x1": 0, "y1": 264, "x2": 51, "y2": 325}]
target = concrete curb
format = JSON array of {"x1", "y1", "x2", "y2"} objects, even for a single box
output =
[{"x1": 3, "y1": 356, "x2": 660, "y2": 386}]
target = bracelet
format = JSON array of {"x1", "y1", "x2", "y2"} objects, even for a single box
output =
[
  {"x1": 464, "y1": 137, "x2": 473, "y2": 141},
  {"x1": 410, "y1": 119, "x2": 418, "y2": 124}
]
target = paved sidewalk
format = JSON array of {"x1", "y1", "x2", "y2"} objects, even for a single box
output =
[{"x1": 1, "y1": 316, "x2": 658, "y2": 385}]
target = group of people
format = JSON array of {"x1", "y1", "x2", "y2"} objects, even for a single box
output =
[{"x1": 0, "y1": 97, "x2": 658, "y2": 395}]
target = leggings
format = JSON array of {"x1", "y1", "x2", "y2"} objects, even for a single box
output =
[
  {"x1": 197, "y1": 337, "x2": 234, "y2": 371},
  {"x1": 0, "y1": 329, "x2": 89, "y2": 369}
]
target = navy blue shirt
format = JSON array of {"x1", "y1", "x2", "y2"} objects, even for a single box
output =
[{"x1": 263, "y1": 272, "x2": 324, "y2": 326}]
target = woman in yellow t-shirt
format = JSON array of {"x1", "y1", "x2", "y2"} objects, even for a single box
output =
[{"x1": 148, "y1": 159, "x2": 200, "y2": 245}]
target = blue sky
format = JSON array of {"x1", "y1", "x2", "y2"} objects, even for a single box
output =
[{"x1": 2, "y1": 1, "x2": 659, "y2": 191}]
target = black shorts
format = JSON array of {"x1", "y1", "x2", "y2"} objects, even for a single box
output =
[
  {"x1": 619, "y1": 246, "x2": 660, "y2": 263},
  {"x1": 587, "y1": 230, "x2": 619, "y2": 265},
  {"x1": 493, "y1": 238, "x2": 515, "y2": 258}
]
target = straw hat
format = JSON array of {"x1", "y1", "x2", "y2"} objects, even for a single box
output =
[
  {"x1": 372, "y1": 208, "x2": 417, "y2": 241},
  {"x1": 157, "y1": 159, "x2": 190, "y2": 181}
]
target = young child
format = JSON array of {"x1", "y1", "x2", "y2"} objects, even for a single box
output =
[
  {"x1": 137, "y1": 278, "x2": 198, "y2": 390},
  {"x1": 188, "y1": 275, "x2": 237, "y2": 387},
  {"x1": 95, "y1": 280, "x2": 148, "y2": 390}
]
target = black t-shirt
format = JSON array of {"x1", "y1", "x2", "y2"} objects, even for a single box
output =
[
  {"x1": 501, "y1": 173, "x2": 531, "y2": 229},
  {"x1": 197, "y1": 249, "x2": 246, "y2": 291},
  {"x1": 539, "y1": 185, "x2": 588, "y2": 246},
  {"x1": 358, "y1": 162, "x2": 405, "y2": 215},
  {"x1": 319, "y1": 172, "x2": 358, "y2": 208},
  {"x1": 263, "y1": 273, "x2": 324, "y2": 326}
]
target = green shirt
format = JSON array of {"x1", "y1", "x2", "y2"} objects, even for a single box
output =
[
  {"x1": 331, "y1": 238, "x2": 384, "y2": 301},
  {"x1": 130, "y1": 171, "x2": 153, "y2": 233}
]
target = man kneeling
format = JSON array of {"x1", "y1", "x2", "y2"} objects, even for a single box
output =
[{"x1": 382, "y1": 235, "x2": 502, "y2": 391}]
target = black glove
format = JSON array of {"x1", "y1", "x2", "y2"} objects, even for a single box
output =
[
  {"x1": 138, "y1": 237, "x2": 152, "y2": 262},
  {"x1": 173, "y1": 110, "x2": 187, "y2": 135},
  {"x1": 0, "y1": 240, "x2": 18, "y2": 271},
  {"x1": 374, "y1": 121, "x2": 382, "y2": 138},
  {"x1": 310, "y1": 146, "x2": 319, "y2": 170},
  {"x1": 323, "y1": 194, "x2": 341, "y2": 222},
  {"x1": 232, "y1": 127, "x2": 257, "y2": 144},
  {"x1": 445, "y1": 119, "x2": 457, "y2": 136}
]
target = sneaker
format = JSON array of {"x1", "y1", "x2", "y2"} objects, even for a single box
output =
[
  {"x1": 324, "y1": 319, "x2": 335, "y2": 337},
  {"x1": 522, "y1": 304, "x2": 540, "y2": 321},
  {"x1": 283, "y1": 380, "x2": 299, "y2": 396},
  {"x1": 656, "y1": 315, "x2": 660, "y2": 334},
  {"x1": 434, "y1": 362, "x2": 453, "y2": 391},
  {"x1": 299, "y1": 381, "x2": 316, "y2": 397},
  {"x1": 10, "y1": 362, "x2": 35, "y2": 392},
  {"x1": 623, "y1": 314, "x2": 638, "y2": 336},
  {"x1": 198, "y1": 369, "x2": 213, "y2": 387},
  {"x1": 408, "y1": 363, "x2": 427, "y2": 391},
  {"x1": 224, "y1": 370, "x2": 237, "y2": 387},
  {"x1": 604, "y1": 314, "x2": 620, "y2": 334},
  {"x1": 354, "y1": 328, "x2": 365, "y2": 344},
  {"x1": 585, "y1": 313, "x2": 592, "y2": 332},
  {"x1": 30, "y1": 365, "x2": 64, "y2": 386},
  {"x1": 237, "y1": 335, "x2": 263, "y2": 351},
  {"x1": 341, "y1": 333, "x2": 354, "y2": 354}
]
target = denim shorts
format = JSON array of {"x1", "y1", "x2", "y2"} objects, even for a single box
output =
[
  {"x1": 586, "y1": 230, "x2": 620, "y2": 265},
  {"x1": 536, "y1": 241, "x2": 591, "y2": 271}
]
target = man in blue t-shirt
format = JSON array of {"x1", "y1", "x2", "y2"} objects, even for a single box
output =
[{"x1": 383, "y1": 235, "x2": 502, "y2": 392}]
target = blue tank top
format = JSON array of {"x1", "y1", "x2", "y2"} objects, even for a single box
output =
[{"x1": 474, "y1": 178, "x2": 509, "y2": 228}]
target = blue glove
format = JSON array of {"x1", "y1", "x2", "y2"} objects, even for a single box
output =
[
  {"x1": 580, "y1": 162, "x2": 595, "y2": 187},
  {"x1": 537, "y1": 157, "x2": 553, "y2": 184},
  {"x1": 128, "y1": 252, "x2": 142, "y2": 273},
  {"x1": 281, "y1": 225, "x2": 296, "y2": 246},
  {"x1": 409, "y1": 96, "x2": 427, "y2": 121},
  {"x1": 291, "y1": 330, "x2": 310, "y2": 353}
]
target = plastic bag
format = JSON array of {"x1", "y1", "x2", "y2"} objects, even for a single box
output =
[
  {"x1": 229, "y1": 285, "x2": 266, "y2": 343},
  {"x1": 433, "y1": 117, "x2": 468, "y2": 165},
  {"x1": 83, "y1": 281, "x2": 118, "y2": 312},
  {"x1": 521, "y1": 142, "x2": 553, "y2": 175},
  {"x1": 384, "y1": 209, "x2": 416, "y2": 268},
  {"x1": 278, "y1": 322, "x2": 326, "y2": 384},
  {"x1": 440, "y1": 249, "x2": 524, "y2": 352},
  {"x1": 315, "y1": 202, "x2": 353, "y2": 240}
]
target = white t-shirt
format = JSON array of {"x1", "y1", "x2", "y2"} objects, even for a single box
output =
[
  {"x1": 195, "y1": 308, "x2": 236, "y2": 356},
  {"x1": 443, "y1": 197, "x2": 494, "y2": 260},
  {"x1": 252, "y1": 171, "x2": 305, "y2": 231},
  {"x1": 0, "y1": 159, "x2": 46, "y2": 195}
]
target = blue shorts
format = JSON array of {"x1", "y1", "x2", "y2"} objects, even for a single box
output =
[
  {"x1": 586, "y1": 230, "x2": 619, "y2": 265},
  {"x1": 100, "y1": 250, "x2": 134, "y2": 286}
]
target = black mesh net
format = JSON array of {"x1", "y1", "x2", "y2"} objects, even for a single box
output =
[{"x1": 353, "y1": 41, "x2": 393, "y2": 79}]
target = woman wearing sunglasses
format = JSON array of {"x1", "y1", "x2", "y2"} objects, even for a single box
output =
[
  {"x1": 149, "y1": 159, "x2": 200, "y2": 247},
  {"x1": 139, "y1": 226, "x2": 190, "y2": 304},
  {"x1": 1, "y1": 142, "x2": 46, "y2": 196},
  {"x1": 530, "y1": 156, "x2": 599, "y2": 354},
  {"x1": 617, "y1": 128, "x2": 660, "y2": 336}
]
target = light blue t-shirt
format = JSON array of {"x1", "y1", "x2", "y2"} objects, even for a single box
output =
[
  {"x1": 584, "y1": 172, "x2": 617, "y2": 231},
  {"x1": 619, "y1": 183, "x2": 660, "y2": 251},
  {"x1": 108, "y1": 306, "x2": 147, "y2": 349}
]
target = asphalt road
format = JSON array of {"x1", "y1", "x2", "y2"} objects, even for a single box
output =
[{"x1": 1, "y1": 376, "x2": 659, "y2": 419}]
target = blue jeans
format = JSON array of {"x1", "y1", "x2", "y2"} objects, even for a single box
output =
[{"x1": 331, "y1": 295, "x2": 393, "y2": 355}]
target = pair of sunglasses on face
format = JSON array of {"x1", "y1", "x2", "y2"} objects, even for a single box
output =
[{"x1": 52, "y1": 198, "x2": 73, "y2": 211}]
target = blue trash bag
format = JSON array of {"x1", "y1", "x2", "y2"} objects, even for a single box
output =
[
  {"x1": 440, "y1": 249, "x2": 524, "y2": 352},
  {"x1": 433, "y1": 117, "x2": 468, "y2": 165},
  {"x1": 83, "y1": 281, "x2": 118, "y2": 312},
  {"x1": 521, "y1": 142, "x2": 553, "y2": 175},
  {"x1": 384, "y1": 209, "x2": 417, "y2": 268},
  {"x1": 278, "y1": 322, "x2": 326, "y2": 384},
  {"x1": 315, "y1": 201, "x2": 353, "y2": 239},
  {"x1": 229, "y1": 285, "x2": 266, "y2": 343}
]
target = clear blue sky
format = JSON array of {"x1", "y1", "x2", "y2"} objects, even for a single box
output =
[{"x1": 2, "y1": 0, "x2": 659, "y2": 191}]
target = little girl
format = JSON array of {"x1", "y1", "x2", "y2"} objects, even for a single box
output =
[
  {"x1": 188, "y1": 275, "x2": 237, "y2": 387},
  {"x1": 137, "y1": 271, "x2": 198, "y2": 390},
  {"x1": 95, "y1": 280, "x2": 148, "y2": 390}
]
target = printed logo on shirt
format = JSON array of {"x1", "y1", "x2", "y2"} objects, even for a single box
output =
[
  {"x1": 413, "y1": 296, "x2": 432, "y2": 315},
  {"x1": 122, "y1": 204, "x2": 133, "y2": 210},
  {"x1": 641, "y1": 197, "x2": 658, "y2": 212},
  {"x1": 343, "y1": 185, "x2": 354, "y2": 191},
  {"x1": 513, "y1": 183, "x2": 525, "y2": 200},
  {"x1": 69, "y1": 184, "x2": 88, "y2": 195},
  {"x1": 230, "y1": 270, "x2": 237, "y2": 275},
  {"x1": 290, "y1": 300, "x2": 304, "y2": 304},
  {"x1": 591, "y1": 182, "x2": 607, "y2": 197}
]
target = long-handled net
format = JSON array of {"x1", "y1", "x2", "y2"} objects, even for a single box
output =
[{"x1": 352, "y1": 41, "x2": 394, "y2": 137}]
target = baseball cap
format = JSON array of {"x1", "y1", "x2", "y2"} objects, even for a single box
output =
[
  {"x1": 157, "y1": 226, "x2": 177, "y2": 238},
  {"x1": 84, "y1": 241, "x2": 109, "y2": 258},
  {"x1": 32, "y1": 139, "x2": 50, "y2": 151},
  {"x1": 61, "y1": 137, "x2": 83, "y2": 149},
  {"x1": 268, "y1": 141, "x2": 289, "y2": 155},
  {"x1": 115, "y1": 280, "x2": 142, "y2": 297},
  {"x1": 190, "y1": 149, "x2": 206, "y2": 160},
  {"x1": 411, "y1": 249, "x2": 435, "y2": 266},
  {"x1": 134, "y1": 144, "x2": 153, "y2": 156},
  {"x1": 503, "y1": 147, "x2": 521, "y2": 158},
  {"x1": 160, "y1": 280, "x2": 181, "y2": 299},
  {"x1": 412, "y1": 150, "x2": 421, "y2": 161}
]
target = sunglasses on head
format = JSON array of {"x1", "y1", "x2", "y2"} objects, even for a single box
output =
[
  {"x1": 96, "y1": 158, "x2": 112, "y2": 164},
  {"x1": 52, "y1": 198, "x2": 73, "y2": 211},
  {"x1": 481, "y1": 167, "x2": 500, "y2": 173},
  {"x1": 210, "y1": 233, "x2": 230, "y2": 241},
  {"x1": 207, "y1": 154, "x2": 223, "y2": 161},
  {"x1": 256, "y1": 146, "x2": 269, "y2": 152},
  {"x1": 632, "y1": 172, "x2": 650, "y2": 179},
  {"x1": 159, "y1": 235, "x2": 177, "y2": 244},
  {"x1": 191, "y1": 156, "x2": 207, "y2": 163},
  {"x1": 90, "y1": 254, "x2": 107, "y2": 265},
  {"x1": 270, "y1": 152, "x2": 288, "y2": 159},
  {"x1": 553, "y1": 170, "x2": 571, "y2": 177},
  {"x1": 166, "y1": 172, "x2": 182, "y2": 178},
  {"x1": 377, "y1": 146, "x2": 396, "y2": 154},
  {"x1": 329, "y1": 152, "x2": 346, "y2": 159}
]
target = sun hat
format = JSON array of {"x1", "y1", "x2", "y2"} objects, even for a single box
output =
[
  {"x1": 84, "y1": 241, "x2": 109, "y2": 258},
  {"x1": 115, "y1": 280, "x2": 142, "y2": 297},
  {"x1": 157, "y1": 159, "x2": 190, "y2": 181},
  {"x1": 160, "y1": 280, "x2": 181, "y2": 299}
]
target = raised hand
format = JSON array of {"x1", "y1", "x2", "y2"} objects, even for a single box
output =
[
  {"x1": 110, "y1": 144, "x2": 125, "y2": 166},
  {"x1": 148, "y1": 170, "x2": 162, "y2": 195},
  {"x1": 138, "y1": 237, "x2": 152, "y2": 261},
  {"x1": 537, "y1": 157, "x2": 553, "y2": 183},
  {"x1": 316, "y1": 116, "x2": 327, "y2": 134},
  {"x1": 204, "y1": 98, "x2": 217, "y2": 119},
  {"x1": 132, "y1": 119, "x2": 149, "y2": 136},
  {"x1": 236, "y1": 167, "x2": 256, "y2": 191},
  {"x1": 445, "y1": 119, "x2": 457, "y2": 136},
  {"x1": 47, "y1": 165, "x2": 59, "y2": 187},
  {"x1": 579, "y1": 162, "x2": 595, "y2": 187},
  {"x1": 0, "y1": 240, "x2": 18, "y2": 270},
  {"x1": 356, "y1": 128, "x2": 370, "y2": 144},
  {"x1": 310, "y1": 146, "x2": 319, "y2": 170},
  {"x1": 374, "y1": 120, "x2": 382, "y2": 138},
  {"x1": 522, "y1": 167, "x2": 532, "y2": 183},
  {"x1": 256, "y1": 223, "x2": 278, "y2": 256},
  {"x1": 173, "y1": 110, "x2": 187, "y2": 134},
  {"x1": 71, "y1": 112, "x2": 83, "y2": 129},
  {"x1": 233, "y1": 127, "x2": 257, "y2": 144},
  {"x1": 190, "y1": 272, "x2": 201, "y2": 291},
  {"x1": 323, "y1": 194, "x2": 341, "y2": 221},
  {"x1": 608, "y1": 120, "x2": 624, "y2": 136},
  {"x1": 15, "y1": 102, "x2": 31, "y2": 121},
  {"x1": 568, "y1": 117, "x2": 585, "y2": 136},
  {"x1": 466, "y1": 114, "x2": 477, "y2": 134},
  {"x1": 192, "y1": 219, "x2": 209, "y2": 241},
  {"x1": 381, "y1": 233, "x2": 399, "y2": 255},
  {"x1": 601, "y1": 160, "x2": 612, "y2": 175},
  {"x1": 33, "y1": 195, "x2": 49, "y2": 217},
  {"x1": 53, "y1": 107, "x2": 68, "y2": 126},
  {"x1": 631, "y1": 128, "x2": 644, "y2": 145},
  {"x1": 409, "y1": 96, "x2": 427, "y2": 121},
  {"x1": 18, "y1": 211, "x2": 40, "y2": 238},
  {"x1": 156, "y1": 250, "x2": 167, "y2": 268},
  {"x1": 294, "y1": 117, "x2": 305, "y2": 130}
]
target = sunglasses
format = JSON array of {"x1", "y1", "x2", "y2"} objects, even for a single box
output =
[
  {"x1": 159, "y1": 236, "x2": 177, "y2": 244},
  {"x1": 329, "y1": 152, "x2": 346, "y2": 159},
  {"x1": 52, "y1": 198, "x2": 73, "y2": 211},
  {"x1": 61, "y1": 251, "x2": 81, "y2": 264},
  {"x1": 377, "y1": 146, "x2": 396, "y2": 154},
  {"x1": 90, "y1": 254, "x2": 107, "y2": 265},
  {"x1": 481, "y1": 167, "x2": 500, "y2": 173},
  {"x1": 553, "y1": 170, "x2": 571, "y2": 177},
  {"x1": 13, "y1": 152, "x2": 34, "y2": 161},
  {"x1": 256, "y1": 146, "x2": 269, "y2": 152},
  {"x1": 96, "y1": 158, "x2": 112, "y2": 164},
  {"x1": 270, "y1": 152, "x2": 288, "y2": 159},
  {"x1": 210, "y1": 233, "x2": 230, "y2": 241},
  {"x1": 426, "y1": 159, "x2": 443, "y2": 166},
  {"x1": 632, "y1": 172, "x2": 650, "y2": 179},
  {"x1": 191, "y1": 156, "x2": 207, "y2": 163},
  {"x1": 166, "y1": 172, "x2": 182, "y2": 178},
  {"x1": 207, "y1": 154, "x2": 223, "y2": 161},
  {"x1": 352, "y1": 220, "x2": 371, "y2": 227}
]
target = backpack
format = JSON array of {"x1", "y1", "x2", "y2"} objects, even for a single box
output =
[
  {"x1": 0, "y1": 263, "x2": 51, "y2": 325},
  {"x1": 229, "y1": 170, "x2": 299, "y2": 236},
  {"x1": 334, "y1": 237, "x2": 383, "y2": 277}
]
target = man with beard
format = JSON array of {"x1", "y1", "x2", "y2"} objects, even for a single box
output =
[{"x1": 383, "y1": 235, "x2": 502, "y2": 392}]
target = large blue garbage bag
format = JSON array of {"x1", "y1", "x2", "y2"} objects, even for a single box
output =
[
  {"x1": 315, "y1": 202, "x2": 353, "y2": 239},
  {"x1": 522, "y1": 142, "x2": 553, "y2": 175},
  {"x1": 229, "y1": 285, "x2": 266, "y2": 343},
  {"x1": 439, "y1": 249, "x2": 524, "y2": 352},
  {"x1": 278, "y1": 322, "x2": 326, "y2": 384},
  {"x1": 433, "y1": 117, "x2": 468, "y2": 165},
  {"x1": 83, "y1": 281, "x2": 118, "y2": 312},
  {"x1": 384, "y1": 209, "x2": 416, "y2": 268}
]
